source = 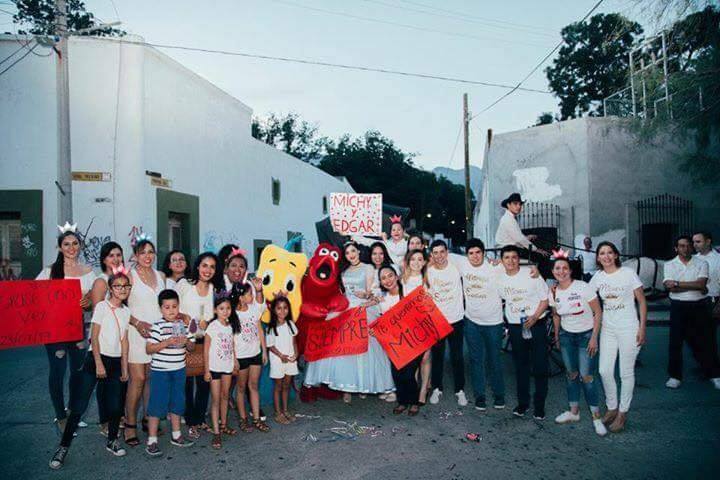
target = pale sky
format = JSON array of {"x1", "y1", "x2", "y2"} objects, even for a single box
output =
[{"x1": 4, "y1": 0, "x2": 656, "y2": 170}]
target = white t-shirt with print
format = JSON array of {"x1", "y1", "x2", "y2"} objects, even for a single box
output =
[
  {"x1": 427, "y1": 263, "x2": 464, "y2": 324},
  {"x1": 496, "y1": 268, "x2": 550, "y2": 325},
  {"x1": 89, "y1": 301, "x2": 130, "y2": 357},
  {"x1": 456, "y1": 257, "x2": 504, "y2": 326},
  {"x1": 402, "y1": 274, "x2": 424, "y2": 294},
  {"x1": 205, "y1": 320, "x2": 235, "y2": 373},
  {"x1": 589, "y1": 267, "x2": 643, "y2": 330},
  {"x1": 234, "y1": 302, "x2": 266, "y2": 359},
  {"x1": 549, "y1": 280, "x2": 597, "y2": 333}
]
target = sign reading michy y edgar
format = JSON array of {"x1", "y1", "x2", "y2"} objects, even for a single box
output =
[{"x1": 329, "y1": 193, "x2": 382, "y2": 236}]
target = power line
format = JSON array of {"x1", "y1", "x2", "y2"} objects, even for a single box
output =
[
  {"x1": 470, "y1": 0, "x2": 605, "y2": 120},
  {"x1": 99, "y1": 38, "x2": 550, "y2": 93},
  {"x1": 0, "y1": 41, "x2": 38, "y2": 77},
  {"x1": 447, "y1": 121, "x2": 463, "y2": 169},
  {"x1": 0, "y1": 41, "x2": 25, "y2": 66},
  {"x1": 269, "y1": 0, "x2": 555, "y2": 49}
]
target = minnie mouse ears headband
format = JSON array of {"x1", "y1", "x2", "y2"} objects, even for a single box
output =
[
  {"x1": 230, "y1": 247, "x2": 247, "y2": 258},
  {"x1": 551, "y1": 248, "x2": 570, "y2": 260}
]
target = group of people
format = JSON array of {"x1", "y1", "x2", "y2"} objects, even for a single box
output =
[{"x1": 37, "y1": 196, "x2": 720, "y2": 470}]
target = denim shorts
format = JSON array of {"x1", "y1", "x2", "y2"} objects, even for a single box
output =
[{"x1": 147, "y1": 368, "x2": 186, "y2": 418}]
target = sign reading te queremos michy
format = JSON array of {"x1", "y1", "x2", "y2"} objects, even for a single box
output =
[
  {"x1": 0, "y1": 280, "x2": 83, "y2": 349},
  {"x1": 371, "y1": 287, "x2": 453, "y2": 369},
  {"x1": 329, "y1": 193, "x2": 382, "y2": 236}
]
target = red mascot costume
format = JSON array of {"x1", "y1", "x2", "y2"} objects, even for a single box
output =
[{"x1": 297, "y1": 243, "x2": 349, "y2": 402}]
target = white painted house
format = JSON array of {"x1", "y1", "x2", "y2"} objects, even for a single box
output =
[{"x1": 0, "y1": 35, "x2": 353, "y2": 278}]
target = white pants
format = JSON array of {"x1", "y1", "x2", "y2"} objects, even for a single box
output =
[{"x1": 598, "y1": 325, "x2": 640, "y2": 413}]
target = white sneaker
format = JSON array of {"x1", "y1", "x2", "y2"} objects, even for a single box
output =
[
  {"x1": 378, "y1": 393, "x2": 388, "y2": 400},
  {"x1": 384, "y1": 392, "x2": 396, "y2": 403},
  {"x1": 554, "y1": 411, "x2": 581, "y2": 424},
  {"x1": 711, "y1": 378, "x2": 720, "y2": 390},
  {"x1": 665, "y1": 377, "x2": 682, "y2": 389},
  {"x1": 455, "y1": 390, "x2": 468, "y2": 407},
  {"x1": 429, "y1": 388, "x2": 442, "y2": 405},
  {"x1": 77, "y1": 420, "x2": 88, "y2": 428},
  {"x1": 593, "y1": 418, "x2": 608, "y2": 436}
]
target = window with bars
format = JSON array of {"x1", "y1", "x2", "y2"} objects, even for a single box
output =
[{"x1": 0, "y1": 214, "x2": 22, "y2": 279}]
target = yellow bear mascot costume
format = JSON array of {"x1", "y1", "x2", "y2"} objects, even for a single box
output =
[{"x1": 256, "y1": 244, "x2": 308, "y2": 324}]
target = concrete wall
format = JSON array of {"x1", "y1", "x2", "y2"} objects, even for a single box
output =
[{"x1": 0, "y1": 35, "x2": 353, "y2": 274}]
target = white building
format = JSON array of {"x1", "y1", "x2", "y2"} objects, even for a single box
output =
[{"x1": 0, "y1": 35, "x2": 353, "y2": 278}]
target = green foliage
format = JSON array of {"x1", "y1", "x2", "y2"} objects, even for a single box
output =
[
  {"x1": 534, "y1": 112, "x2": 555, "y2": 126},
  {"x1": 12, "y1": 0, "x2": 124, "y2": 36},
  {"x1": 545, "y1": 13, "x2": 643, "y2": 119},
  {"x1": 251, "y1": 113, "x2": 328, "y2": 161}
]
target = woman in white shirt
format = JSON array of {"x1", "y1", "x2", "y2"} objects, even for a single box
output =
[
  {"x1": 401, "y1": 248, "x2": 431, "y2": 404},
  {"x1": 36, "y1": 229, "x2": 96, "y2": 433},
  {"x1": 589, "y1": 241, "x2": 647, "y2": 433},
  {"x1": 549, "y1": 254, "x2": 606, "y2": 436},
  {"x1": 161, "y1": 249, "x2": 191, "y2": 291}
]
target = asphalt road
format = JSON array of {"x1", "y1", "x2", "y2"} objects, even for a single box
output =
[{"x1": 0, "y1": 326, "x2": 718, "y2": 480}]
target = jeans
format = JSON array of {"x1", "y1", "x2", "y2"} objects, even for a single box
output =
[
  {"x1": 45, "y1": 342, "x2": 85, "y2": 420},
  {"x1": 668, "y1": 299, "x2": 720, "y2": 380},
  {"x1": 60, "y1": 355, "x2": 124, "y2": 448},
  {"x1": 148, "y1": 369, "x2": 186, "y2": 418},
  {"x1": 392, "y1": 355, "x2": 423, "y2": 406},
  {"x1": 559, "y1": 329, "x2": 599, "y2": 412},
  {"x1": 599, "y1": 324, "x2": 639, "y2": 413},
  {"x1": 508, "y1": 319, "x2": 548, "y2": 410},
  {"x1": 184, "y1": 375, "x2": 210, "y2": 426},
  {"x1": 431, "y1": 321, "x2": 465, "y2": 393},
  {"x1": 464, "y1": 320, "x2": 504, "y2": 403}
]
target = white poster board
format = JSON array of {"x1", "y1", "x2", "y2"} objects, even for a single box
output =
[{"x1": 329, "y1": 193, "x2": 383, "y2": 236}]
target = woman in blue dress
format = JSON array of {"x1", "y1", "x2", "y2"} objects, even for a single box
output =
[{"x1": 303, "y1": 241, "x2": 395, "y2": 403}]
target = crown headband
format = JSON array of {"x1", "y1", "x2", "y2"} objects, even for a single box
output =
[
  {"x1": 57, "y1": 222, "x2": 78, "y2": 234},
  {"x1": 390, "y1": 214, "x2": 402, "y2": 224},
  {"x1": 551, "y1": 248, "x2": 570, "y2": 260}
]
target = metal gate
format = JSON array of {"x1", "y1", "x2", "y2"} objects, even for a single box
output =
[
  {"x1": 637, "y1": 194, "x2": 693, "y2": 260},
  {"x1": 517, "y1": 201, "x2": 560, "y2": 249}
]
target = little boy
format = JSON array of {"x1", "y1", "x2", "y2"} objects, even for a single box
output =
[{"x1": 145, "y1": 289, "x2": 195, "y2": 456}]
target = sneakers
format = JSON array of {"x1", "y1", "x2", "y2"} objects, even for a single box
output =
[
  {"x1": 474, "y1": 398, "x2": 487, "y2": 412},
  {"x1": 711, "y1": 378, "x2": 720, "y2": 390},
  {"x1": 77, "y1": 420, "x2": 88, "y2": 428},
  {"x1": 378, "y1": 393, "x2": 388, "y2": 400},
  {"x1": 429, "y1": 388, "x2": 442, "y2": 405},
  {"x1": 99, "y1": 423, "x2": 108, "y2": 438},
  {"x1": 170, "y1": 435, "x2": 195, "y2": 448},
  {"x1": 106, "y1": 439, "x2": 127, "y2": 457},
  {"x1": 456, "y1": 390, "x2": 468, "y2": 407},
  {"x1": 512, "y1": 405, "x2": 528, "y2": 418},
  {"x1": 49, "y1": 446, "x2": 68, "y2": 470},
  {"x1": 554, "y1": 411, "x2": 581, "y2": 424},
  {"x1": 665, "y1": 377, "x2": 681, "y2": 389},
  {"x1": 593, "y1": 418, "x2": 608, "y2": 436},
  {"x1": 384, "y1": 392, "x2": 397, "y2": 403},
  {"x1": 533, "y1": 408, "x2": 546, "y2": 421},
  {"x1": 145, "y1": 442, "x2": 163, "y2": 457},
  {"x1": 493, "y1": 398, "x2": 506, "y2": 410}
]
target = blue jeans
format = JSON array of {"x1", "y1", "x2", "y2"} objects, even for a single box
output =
[
  {"x1": 45, "y1": 342, "x2": 85, "y2": 420},
  {"x1": 148, "y1": 368, "x2": 186, "y2": 418},
  {"x1": 559, "y1": 329, "x2": 599, "y2": 412},
  {"x1": 464, "y1": 320, "x2": 504, "y2": 403}
]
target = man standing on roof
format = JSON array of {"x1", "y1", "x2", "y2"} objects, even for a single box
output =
[{"x1": 495, "y1": 193, "x2": 548, "y2": 257}]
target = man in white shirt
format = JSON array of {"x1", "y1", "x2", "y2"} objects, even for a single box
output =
[
  {"x1": 494, "y1": 193, "x2": 548, "y2": 256},
  {"x1": 427, "y1": 239, "x2": 467, "y2": 407},
  {"x1": 693, "y1": 231, "x2": 720, "y2": 301},
  {"x1": 496, "y1": 245, "x2": 550, "y2": 420},
  {"x1": 663, "y1": 235, "x2": 720, "y2": 390},
  {"x1": 458, "y1": 238, "x2": 505, "y2": 411},
  {"x1": 578, "y1": 236, "x2": 597, "y2": 282}
]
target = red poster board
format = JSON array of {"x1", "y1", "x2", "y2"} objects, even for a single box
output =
[
  {"x1": 304, "y1": 307, "x2": 369, "y2": 362},
  {"x1": 372, "y1": 287, "x2": 453, "y2": 369},
  {"x1": 0, "y1": 280, "x2": 83, "y2": 349}
]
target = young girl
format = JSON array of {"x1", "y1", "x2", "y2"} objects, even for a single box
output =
[
  {"x1": 232, "y1": 281, "x2": 270, "y2": 433},
  {"x1": 266, "y1": 297, "x2": 299, "y2": 425},
  {"x1": 161, "y1": 250, "x2": 191, "y2": 291},
  {"x1": 401, "y1": 248, "x2": 432, "y2": 404},
  {"x1": 50, "y1": 269, "x2": 131, "y2": 469},
  {"x1": 204, "y1": 296, "x2": 239, "y2": 449},
  {"x1": 354, "y1": 217, "x2": 408, "y2": 267}
]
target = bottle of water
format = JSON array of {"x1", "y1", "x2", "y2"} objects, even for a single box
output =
[{"x1": 520, "y1": 308, "x2": 532, "y2": 340}]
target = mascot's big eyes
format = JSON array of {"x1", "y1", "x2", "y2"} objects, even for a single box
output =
[
  {"x1": 262, "y1": 270, "x2": 273, "y2": 286},
  {"x1": 284, "y1": 274, "x2": 297, "y2": 292},
  {"x1": 330, "y1": 251, "x2": 339, "y2": 261},
  {"x1": 319, "y1": 247, "x2": 330, "y2": 256}
]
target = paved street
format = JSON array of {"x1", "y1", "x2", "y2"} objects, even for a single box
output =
[{"x1": 0, "y1": 326, "x2": 718, "y2": 480}]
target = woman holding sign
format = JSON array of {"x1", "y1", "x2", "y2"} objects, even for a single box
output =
[{"x1": 36, "y1": 224, "x2": 96, "y2": 434}]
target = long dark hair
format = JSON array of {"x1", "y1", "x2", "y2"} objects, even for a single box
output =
[
  {"x1": 161, "y1": 249, "x2": 191, "y2": 279},
  {"x1": 99, "y1": 241, "x2": 124, "y2": 275},
  {"x1": 50, "y1": 231, "x2": 81, "y2": 279},
  {"x1": 596, "y1": 241, "x2": 622, "y2": 269},
  {"x1": 339, "y1": 240, "x2": 363, "y2": 273},
  {"x1": 378, "y1": 264, "x2": 404, "y2": 300},
  {"x1": 268, "y1": 296, "x2": 295, "y2": 336},
  {"x1": 217, "y1": 244, "x2": 239, "y2": 271},
  {"x1": 190, "y1": 252, "x2": 224, "y2": 292},
  {"x1": 211, "y1": 296, "x2": 240, "y2": 334},
  {"x1": 369, "y1": 241, "x2": 392, "y2": 269}
]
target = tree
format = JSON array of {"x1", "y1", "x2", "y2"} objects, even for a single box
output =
[
  {"x1": 11, "y1": 0, "x2": 124, "y2": 36},
  {"x1": 534, "y1": 112, "x2": 555, "y2": 126},
  {"x1": 251, "y1": 113, "x2": 328, "y2": 162},
  {"x1": 545, "y1": 13, "x2": 643, "y2": 119}
]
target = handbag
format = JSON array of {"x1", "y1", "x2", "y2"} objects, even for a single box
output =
[{"x1": 185, "y1": 339, "x2": 205, "y2": 377}]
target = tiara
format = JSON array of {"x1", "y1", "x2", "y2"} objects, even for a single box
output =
[
  {"x1": 111, "y1": 264, "x2": 130, "y2": 276},
  {"x1": 390, "y1": 215, "x2": 402, "y2": 223},
  {"x1": 230, "y1": 247, "x2": 247, "y2": 258},
  {"x1": 135, "y1": 232, "x2": 152, "y2": 243},
  {"x1": 215, "y1": 290, "x2": 232, "y2": 300},
  {"x1": 551, "y1": 248, "x2": 570, "y2": 260},
  {"x1": 57, "y1": 222, "x2": 77, "y2": 234}
]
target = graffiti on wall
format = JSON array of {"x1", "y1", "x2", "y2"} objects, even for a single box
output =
[
  {"x1": 82, "y1": 235, "x2": 111, "y2": 267},
  {"x1": 202, "y1": 231, "x2": 241, "y2": 254}
]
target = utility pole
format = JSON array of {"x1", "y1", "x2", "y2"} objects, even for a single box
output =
[
  {"x1": 463, "y1": 93, "x2": 473, "y2": 240},
  {"x1": 55, "y1": 0, "x2": 73, "y2": 225}
]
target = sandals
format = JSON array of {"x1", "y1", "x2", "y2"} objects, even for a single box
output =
[
  {"x1": 211, "y1": 433, "x2": 222, "y2": 449},
  {"x1": 199, "y1": 422, "x2": 212, "y2": 433},
  {"x1": 253, "y1": 419, "x2": 271, "y2": 433},
  {"x1": 283, "y1": 411, "x2": 297, "y2": 423},
  {"x1": 123, "y1": 423, "x2": 140, "y2": 447},
  {"x1": 239, "y1": 418, "x2": 254, "y2": 433},
  {"x1": 393, "y1": 405, "x2": 407, "y2": 415},
  {"x1": 220, "y1": 423, "x2": 237, "y2": 436},
  {"x1": 274, "y1": 413, "x2": 290, "y2": 425},
  {"x1": 408, "y1": 405, "x2": 420, "y2": 416}
]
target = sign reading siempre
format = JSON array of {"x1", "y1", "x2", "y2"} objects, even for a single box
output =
[
  {"x1": 329, "y1": 193, "x2": 382, "y2": 236},
  {"x1": 372, "y1": 287, "x2": 453, "y2": 369},
  {"x1": 0, "y1": 280, "x2": 83, "y2": 350},
  {"x1": 304, "y1": 307, "x2": 369, "y2": 362}
]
